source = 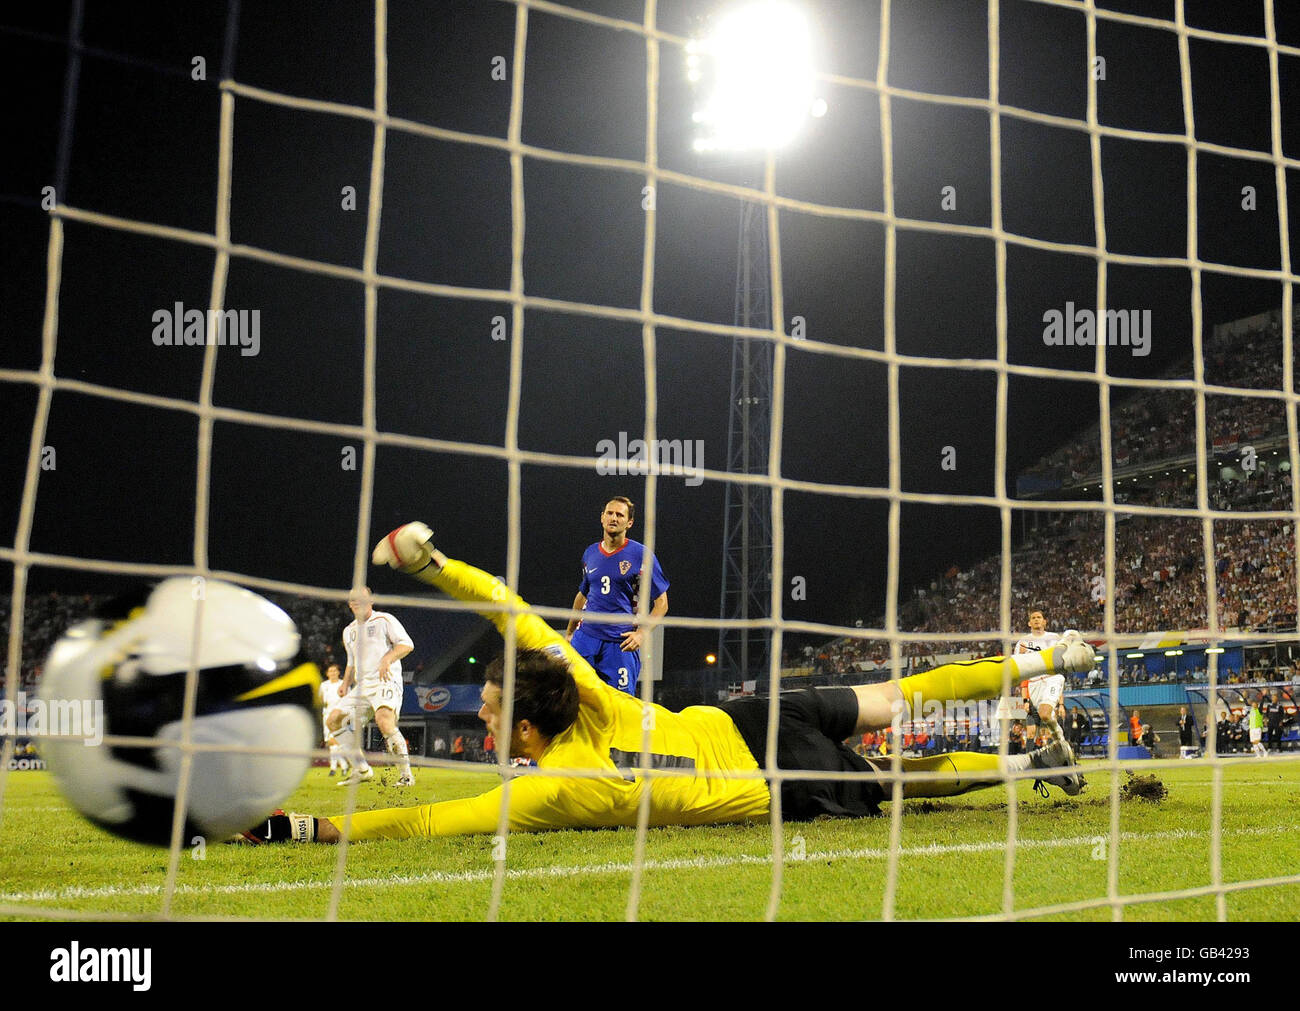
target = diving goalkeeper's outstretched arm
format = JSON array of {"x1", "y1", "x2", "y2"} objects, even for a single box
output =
[
  {"x1": 372, "y1": 523, "x2": 609, "y2": 705},
  {"x1": 243, "y1": 523, "x2": 612, "y2": 844},
  {"x1": 373, "y1": 523, "x2": 571, "y2": 655}
]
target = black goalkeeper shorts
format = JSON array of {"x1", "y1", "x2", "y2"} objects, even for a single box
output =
[{"x1": 717, "y1": 687, "x2": 884, "y2": 821}]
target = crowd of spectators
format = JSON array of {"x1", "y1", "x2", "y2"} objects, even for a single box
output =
[
  {"x1": 852, "y1": 704, "x2": 1102, "y2": 759},
  {"x1": 0, "y1": 591, "x2": 110, "y2": 696},
  {"x1": 846, "y1": 697, "x2": 1295, "y2": 761},
  {"x1": 807, "y1": 315, "x2": 1300, "y2": 680},
  {"x1": 810, "y1": 496, "x2": 1300, "y2": 679},
  {"x1": 855, "y1": 721, "x2": 985, "y2": 758},
  {"x1": 1022, "y1": 314, "x2": 1295, "y2": 484}
]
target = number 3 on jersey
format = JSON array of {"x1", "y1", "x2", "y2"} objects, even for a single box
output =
[{"x1": 601, "y1": 575, "x2": 611, "y2": 594}]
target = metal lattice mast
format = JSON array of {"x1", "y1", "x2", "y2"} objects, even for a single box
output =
[{"x1": 719, "y1": 199, "x2": 773, "y2": 681}]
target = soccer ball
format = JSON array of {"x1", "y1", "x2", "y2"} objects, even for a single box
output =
[{"x1": 38, "y1": 578, "x2": 321, "y2": 846}]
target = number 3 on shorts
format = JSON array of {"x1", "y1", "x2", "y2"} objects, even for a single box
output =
[{"x1": 617, "y1": 667, "x2": 629, "y2": 690}]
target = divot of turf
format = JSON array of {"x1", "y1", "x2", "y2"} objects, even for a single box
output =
[{"x1": 1119, "y1": 771, "x2": 1168, "y2": 803}]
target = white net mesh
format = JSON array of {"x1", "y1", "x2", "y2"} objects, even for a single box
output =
[{"x1": 2, "y1": 0, "x2": 1300, "y2": 921}]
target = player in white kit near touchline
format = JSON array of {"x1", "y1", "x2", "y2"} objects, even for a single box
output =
[
  {"x1": 326, "y1": 586, "x2": 415, "y2": 786},
  {"x1": 1015, "y1": 608, "x2": 1067, "y2": 730}
]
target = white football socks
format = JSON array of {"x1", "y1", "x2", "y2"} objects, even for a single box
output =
[
  {"x1": 333, "y1": 725, "x2": 371, "y2": 773},
  {"x1": 384, "y1": 729, "x2": 412, "y2": 778}
]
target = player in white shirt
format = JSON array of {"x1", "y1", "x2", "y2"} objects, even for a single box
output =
[
  {"x1": 320, "y1": 663, "x2": 351, "y2": 777},
  {"x1": 326, "y1": 586, "x2": 416, "y2": 786},
  {"x1": 1014, "y1": 608, "x2": 1066, "y2": 730}
]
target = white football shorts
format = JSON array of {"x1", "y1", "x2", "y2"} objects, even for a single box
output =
[
  {"x1": 334, "y1": 679, "x2": 404, "y2": 724},
  {"x1": 1021, "y1": 673, "x2": 1065, "y2": 712}
]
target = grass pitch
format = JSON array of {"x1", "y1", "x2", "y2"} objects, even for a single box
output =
[{"x1": 2, "y1": 759, "x2": 1298, "y2": 921}]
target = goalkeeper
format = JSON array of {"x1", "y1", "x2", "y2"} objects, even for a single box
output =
[{"x1": 250, "y1": 522, "x2": 1093, "y2": 844}]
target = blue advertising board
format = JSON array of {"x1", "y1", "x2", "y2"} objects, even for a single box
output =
[{"x1": 407, "y1": 684, "x2": 484, "y2": 715}]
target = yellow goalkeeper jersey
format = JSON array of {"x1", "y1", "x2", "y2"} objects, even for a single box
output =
[{"x1": 333, "y1": 559, "x2": 770, "y2": 840}]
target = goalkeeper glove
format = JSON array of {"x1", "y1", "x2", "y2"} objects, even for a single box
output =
[{"x1": 372, "y1": 521, "x2": 437, "y2": 573}]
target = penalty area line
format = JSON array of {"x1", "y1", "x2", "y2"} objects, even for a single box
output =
[{"x1": 2, "y1": 822, "x2": 1297, "y2": 906}]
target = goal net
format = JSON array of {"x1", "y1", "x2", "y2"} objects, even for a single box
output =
[{"x1": 2, "y1": 0, "x2": 1299, "y2": 922}]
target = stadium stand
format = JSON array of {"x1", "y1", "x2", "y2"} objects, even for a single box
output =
[{"x1": 804, "y1": 310, "x2": 1300, "y2": 673}]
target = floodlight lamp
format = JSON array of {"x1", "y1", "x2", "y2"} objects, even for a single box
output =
[{"x1": 688, "y1": 1, "x2": 821, "y2": 152}]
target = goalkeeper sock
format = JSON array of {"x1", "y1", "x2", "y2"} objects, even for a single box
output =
[
  {"x1": 1009, "y1": 649, "x2": 1058, "y2": 678},
  {"x1": 896, "y1": 657, "x2": 1008, "y2": 717},
  {"x1": 891, "y1": 752, "x2": 1013, "y2": 798},
  {"x1": 384, "y1": 729, "x2": 412, "y2": 777},
  {"x1": 896, "y1": 652, "x2": 1059, "y2": 719}
]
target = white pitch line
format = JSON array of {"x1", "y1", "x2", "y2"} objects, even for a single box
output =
[
  {"x1": 2, "y1": 822, "x2": 1296, "y2": 906},
  {"x1": 1167, "y1": 779, "x2": 1299, "y2": 787}
]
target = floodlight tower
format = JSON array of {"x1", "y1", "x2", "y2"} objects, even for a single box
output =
[
  {"x1": 688, "y1": 1, "x2": 822, "y2": 682},
  {"x1": 719, "y1": 202, "x2": 774, "y2": 683}
]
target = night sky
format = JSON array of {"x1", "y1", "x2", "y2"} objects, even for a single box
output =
[{"x1": 2, "y1": 0, "x2": 1299, "y2": 672}]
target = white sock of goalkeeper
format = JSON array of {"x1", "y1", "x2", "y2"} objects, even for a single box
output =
[
  {"x1": 384, "y1": 729, "x2": 412, "y2": 777},
  {"x1": 333, "y1": 724, "x2": 371, "y2": 773}
]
